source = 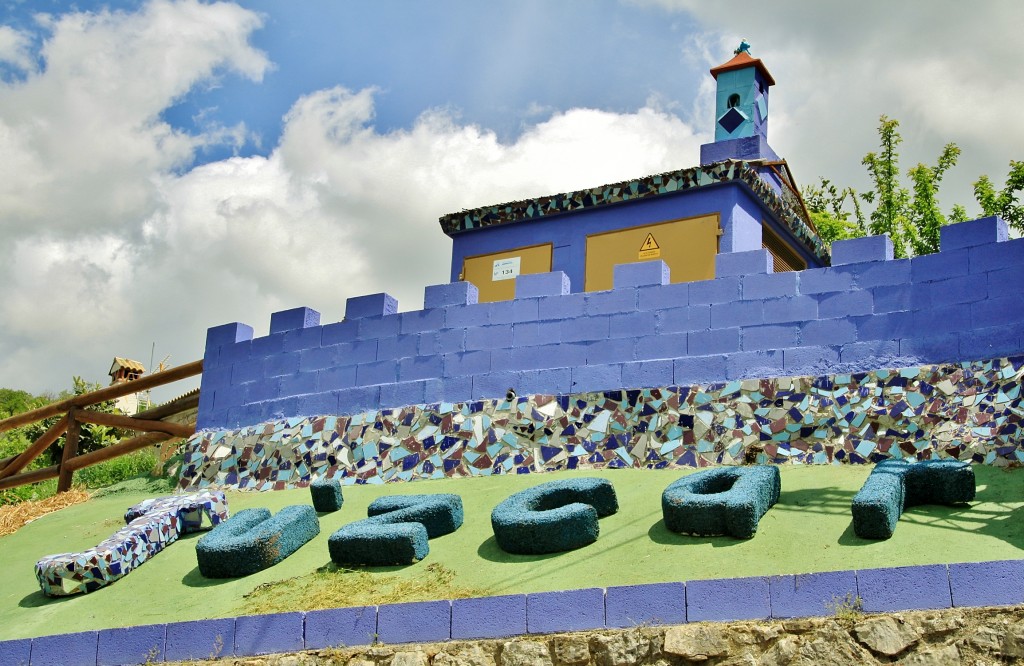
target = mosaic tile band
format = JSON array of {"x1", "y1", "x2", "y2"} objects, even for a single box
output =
[
  {"x1": 437, "y1": 160, "x2": 830, "y2": 265},
  {"x1": 179, "y1": 356, "x2": 1024, "y2": 491}
]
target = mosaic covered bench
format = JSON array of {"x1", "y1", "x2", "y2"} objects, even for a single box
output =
[
  {"x1": 491, "y1": 477, "x2": 619, "y2": 554},
  {"x1": 328, "y1": 494, "x2": 463, "y2": 566},
  {"x1": 852, "y1": 458, "x2": 976, "y2": 539},
  {"x1": 196, "y1": 505, "x2": 320, "y2": 577},
  {"x1": 35, "y1": 491, "x2": 228, "y2": 597},
  {"x1": 662, "y1": 466, "x2": 781, "y2": 539}
]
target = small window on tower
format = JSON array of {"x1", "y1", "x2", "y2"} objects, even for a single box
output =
[{"x1": 727, "y1": 93, "x2": 741, "y2": 109}]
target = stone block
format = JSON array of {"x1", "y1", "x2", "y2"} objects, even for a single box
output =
[
  {"x1": 355, "y1": 359, "x2": 399, "y2": 386},
  {"x1": 336, "y1": 385, "x2": 381, "y2": 414},
  {"x1": 377, "y1": 600, "x2": 452, "y2": 644},
  {"x1": 516, "y1": 271, "x2": 571, "y2": 298},
  {"x1": 467, "y1": 324, "x2": 515, "y2": 350},
  {"x1": 206, "y1": 322, "x2": 254, "y2": 353},
  {"x1": 613, "y1": 261, "x2": 670, "y2": 288},
  {"x1": 305, "y1": 606, "x2": 377, "y2": 649},
  {"x1": 234, "y1": 612, "x2": 304, "y2": 656},
  {"x1": 282, "y1": 326, "x2": 325, "y2": 352},
  {"x1": 948, "y1": 560, "x2": 1024, "y2": 608},
  {"x1": 424, "y1": 282, "x2": 479, "y2": 308},
  {"x1": 940, "y1": 216, "x2": 1008, "y2": 252},
  {"x1": 321, "y1": 320, "x2": 358, "y2": 345},
  {"x1": 585, "y1": 289, "x2": 638, "y2": 315},
  {"x1": 606, "y1": 583, "x2": 686, "y2": 628},
  {"x1": 742, "y1": 271, "x2": 798, "y2": 300},
  {"x1": 831, "y1": 234, "x2": 894, "y2": 265},
  {"x1": 798, "y1": 267, "x2": 854, "y2": 295},
  {"x1": 451, "y1": 594, "x2": 527, "y2": 639},
  {"x1": 715, "y1": 249, "x2": 771, "y2": 277},
  {"x1": 688, "y1": 328, "x2": 740, "y2": 355},
  {"x1": 911, "y1": 248, "x2": 970, "y2": 284},
  {"x1": 621, "y1": 360, "x2": 674, "y2": 388},
  {"x1": 674, "y1": 354, "x2": 728, "y2": 386},
  {"x1": 899, "y1": 334, "x2": 959, "y2": 365},
  {"x1": 571, "y1": 364, "x2": 623, "y2": 393},
  {"x1": 638, "y1": 281, "x2": 689, "y2": 310},
  {"x1": 516, "y1": 368, "x2": 572, "y2": 395},
  {"x1": 657, "y1": 305, "x2": 710, "y2": 333},
  {"x1": 0, "y1": 639, "x2": 30, "y2": 666},
  {"x1": 801, "y1": 318, "x2": 857, "y2": 346},
  {"x1": 741, "y1": 324, "x2": 798, "y2": 351},
  {"x1": 689, "y1": 276, "x2": 741, "y2": 304},
  {"x1": 817, "y1": 290, "x2": 873, "y2": 318},
  {"x1": 686, "y1": 575, "x2": 771, "y2": 622},
  {"x1": 97, "y1": 624, "x2": 166, "y2": 666},
  {"x1": 346, "y1": 292, "x2": 399, "y2": 320},
  {"x1": 30, "y1": 631, "x2": 99, "y2": 666},
  {"x1": 710, "y1": 299, "x2": 763, "y2": 328},
  {"x1": 769, "y1": 570, "x2": 859, "y2": 618},
  {"x1": 527, "y1": 588, "x2": 605, "y2": 634}
]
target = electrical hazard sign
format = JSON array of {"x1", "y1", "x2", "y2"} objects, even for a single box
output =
[{"x1": 638, "y1": 233, "x2": 661, "y2": 259}]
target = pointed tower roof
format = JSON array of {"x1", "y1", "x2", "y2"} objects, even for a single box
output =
[{"x1": 710, "y1": 50, "x2": 776, "y2": 87}]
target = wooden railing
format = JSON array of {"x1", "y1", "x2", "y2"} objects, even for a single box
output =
[{"x1": 0, "y1": 360, "x2": 203, "y2": 493}]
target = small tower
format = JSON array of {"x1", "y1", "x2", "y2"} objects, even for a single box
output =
[{"x1": 700, "y1": 42, "x2": 779, "y2": 165}]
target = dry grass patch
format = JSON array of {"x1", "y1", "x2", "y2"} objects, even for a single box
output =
[
  {"x1": 240, "y1": 562, "x2": 486, "y2": 616},
  {"x1": 0, "y1": 488, "x2": 91, "y2": 537}
]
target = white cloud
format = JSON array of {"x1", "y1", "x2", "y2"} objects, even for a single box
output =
[{"x1": 0, "y1": 25, "x2": 34, "y2": 73}]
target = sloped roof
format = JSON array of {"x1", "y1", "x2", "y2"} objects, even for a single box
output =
[
  {"x1": 109, "y1": 357, "x2": 145, "y2": 376},
  {"x1": 709, "y1": 51, "x2": 776, "y2": 86}
]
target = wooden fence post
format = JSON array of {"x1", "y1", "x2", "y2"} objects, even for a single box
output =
[{"x1": 57, "y1": 411, "x2": 81, "y2": 493}]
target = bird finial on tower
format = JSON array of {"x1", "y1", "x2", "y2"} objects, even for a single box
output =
[{"x1": 734, "y1": 40, "x2": 751, "y2": 55}]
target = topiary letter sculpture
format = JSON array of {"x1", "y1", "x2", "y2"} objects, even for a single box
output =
[
  {"x1": 195, "y1": 505, "x2": 320, "y2": 577},
  {"x1": 661, "y1": 466, "x2": 781, "y2": 539}
]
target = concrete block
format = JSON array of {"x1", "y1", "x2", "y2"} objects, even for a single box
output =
[
  {"x1": 321, "y1": 320, "x2": 358, "y2": 346},
  {"x1": 517, "y1": 368, "x2": 573, "y2": 396},
  {"x1": 424, "y1": 281, "x2": 479, "y2": 308},
  {"x1": 799, "y1": 267, "x2": 854, "y2": 295},
  {"x1": 638, "y1": 281, "x2": 689, "y2": 310},
  {"x1": 769, "y1": 571, "x2": 859, "y2": 619},
  {"x1": 634, "y1": 332, "x2": 688, "y2": 361},
  {"x1": 446, "y1": 303, "x2": 491, "y2": 328},
  {"x1": 657, "y1": 305, "x2": 710, "y2": 333},
  {"x1": 345, "y1": 292, "x2": 398, "y2": 320},
  {"x1": 516, "y1": 271, "x2": 571, "y2": 298},
  {"x1": 199, "y1": 364, "x2": 231, "y2": 392},
  {"x1": 355, "y1": 360, "x2": 399, "y2": 386},
  {"x1": 715, "y1": 249, "x2": 771, "y2": 277},
  {"x1": 912, "y1": 304, "x2": 972, "y2": 335},
  {"x1": 244, "y1": 378, "x2": 281, "y2": 404},
  {"x1": 726, "y1": 349, "x2": 784, "y2": 380},
  {"x1": 467, "y1": 324, "x2": 515, "y2": 350},
  {"x1": 674, "y1": 355, "x2": 728, "y2": 386},
  {"x1": 571, "y1": 364, "x2": 624, "y2": 393},
  {"x1": 857, "y1": 564, "x2": 952, "y2": 612},
  {"x1": 831, "y1": 234, "x2": 894, "y2": 265},
  {"x1": 296, "y1": 391, "x2": 340, "y2": 416},
  {"x1": 606, "y1": 582, "x2": 686, "y2": 628},
  {"x1": 853, "y1": 312, "x2": 914, "y2": 341},
  {"x1": 318, "y1": 365, "x2": 357, "y2": 391},
  {"x1": 970, "y1": 235, "x2": 1024, "y2": 273},
  {"x1": 250, "y1": 332, "x2": 286, "y2": 357},
  {"x1": 783, "y1": 346, "x2": 840, "y2": 376},
  {"x1": 312, "y1": 339, "x2": 379, "y2": 369},
  {"x1": 688, "y1": 328, "x2": 740, "y2": 355},
  {"x1": 762, "y1": 295, "x2": 817, "y2": 324},
  {"x1": 336, "y1": 386, "x2": 381, "y2": 414},
  {"x1": 742, "y1": 325, "x2": 799, "y2": 351},
  {"x1": 608, "y1": 311, "x2": 656, "y2": 339},
  {"x1": 921, "y1": 274, "x2": 987, "y2": 307},
  {"x1": 871, "y1": 284, "x2": 912, "y2": 313},
  {"x1": 511, "y1": 343, "x2": 587, "y2": 371},
  {"x1": 219, "y1": 339, "x2": 253, "y2": 366},
  {"x1": 206, "y1": 322, "x2": 254, "y2": 352},
  {"x1": 472, "y1": 371, "x2": 521, "y2": 400},
  {"x1": 0, "y1": 639, "x2": 30, "y2": 666},
  {"x1": 421, "y1": 329, "x2": 466, "y2": 355},
  {"x1": 452, "y1": 594, "x2": 528, "y2": 640},
  {"x1": 849, "y1": 257, "x2": 911, "y2": 288},
  {"x1": 513, "y1": 320, "x2": 563, "y2": 347},
  {"x1": 490, "y1": 297, "x2": 540, "y2": 324},
  {"x1": 30, "y1": 631, "x2": 99, "y2": 666},
  {"x1": 443, "y1": 350, "x2": 491, "y2": 377},
  {"x1": 278, "y1": 371, "x2": 316, "y2": 400},
  {"x1": 621, "y1": 360, "x2": 674, "y2": 388},
  {"x1": 305, "y1": 606, "x2": 377, "y2": 649},
  {"x1": 378, "y1": 600, "x2": 451, "y2": 644},
  {"x1": 437, "y1": 376, "x2": 473, "y2": 403},
  {"x1": 398, "y1": 355, "x2": 444, "y2": 382},
  {"x1": 213, "y1": 384, "x2": 245, "y2": 412},
  {"x1": 165, "y1": 618, "x2": 235, "y2": 662},
  {"x1": 742, "y1": 271, "x2": 798, "y2": 300},
  {"x1": 940, "y1": 215, "x2": 1008, "y2": 251},
  {"x1": 564, "y1": 315, "x2": 610, "y2": 342},
  {"x1": 948, "y1": 560, "x2": 1024, "y2": 608},
  {"x1": 399, "y1": 307, "x2": 446, "y2": 334},
  {"x1": 686, "y1": 576, "x2": 771, "y2": 622},
  {"x1": 264, "y1": 352, "x2": 300, "y2": 379},
  {"x1": 613, "y1": 261, "x2": 670, "y2": 288},
  {"x1": 817, "y1": 290, "x2": 873, "y2": 318},
  {"x1": 689, "y1": 276, "x2": 741, "y2": 304},
  {"x1": 972, "y1": 293, "x2": 1024, "y2": 329},
  {"x1": 97, "y1": 624, "x2": 166, "y2": 666},
  {"x1": 377, "y1": 334, "x2": 420, "y2": 361},
  {"x1": 234, "y1": 613, "x2": 304, "y2": 657},
  {"x1": 801, "y1": 319, "x2": 857, "y2": 346},
  {"x1": 839, "y1": 340, "x2": 901, "y2": 369},
  {"x1": 270, "y1": 307, "x2": 320, "y2": 334},
  {"x1": 540, "y1": 292, "x2": 586, "y2": 319},
  {"x1": 959, "y1": 325, "x2": 1024, "y2": 361},
  {"x1": 231, "y1": 358, "x2": 264, "y2": 385},
  {"x1": 257, "y1": 397, "x2": 299, "y2": 424},
  {"x1": 711, "y1": 300, "x2": 763, "y2": 328},
  {"x1": 585, "y1": 289, "x2": 638, "y2": 315},
  {"x1": 700, "y1": 135, "x2": 779, "y2": 164},
  {"x1": 356, "y1": 313, "x2": 402, "y2": 340},
  {"x1": 586, "y1": 338, "x2": 636, "y2": 364},
  {"x1": 911, "y1": 248, "x2": 970, "y2": 283},
  {"x1": 282, "y1": 326, "x2": 324, "y2": 353},
  {"x1": 527, "y1": 588, "x2": 605, "y2": 634}
]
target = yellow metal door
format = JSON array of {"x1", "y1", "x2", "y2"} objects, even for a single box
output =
[
  {"x1": 584, "y1": 214, "x2": 719, "y2": 291},
  {"x1": 461, "y1": 243, "x2": 554, "y2": 303}
]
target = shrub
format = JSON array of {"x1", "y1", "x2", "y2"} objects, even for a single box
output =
[
  {"x1": 328, "y1": 494, "x2": 463, "y2": 566},
  {"x1": 490, "y1": 477, "x2": 619, "y2": 554},
  {"x1": 310, "y1": 477, "x2": 344, "y2": 512},
  {"x1": 196, "y1": 505, "x2": 320, "y2": 578},
  {"x1": 852, "y1": 458, "x2": 975, "y2": 539},
  {"x1": 661, "y1": 466, "x2": 781, "y2": 539}
]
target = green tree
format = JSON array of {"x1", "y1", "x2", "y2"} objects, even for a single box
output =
[
  {"x1": 972, "y1": 160, "x2": 1024, "y2": 233},
  {"x1": 802, "y1": 178, "x2": 866, "y2": 247},
  {"x1": 21, "y1": 376, "x2": 125, "y2": 467}
]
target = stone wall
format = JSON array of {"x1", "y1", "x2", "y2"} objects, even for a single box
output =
[{"x1": 166, "y1": 605, "x2": 1024, "y2": 666}]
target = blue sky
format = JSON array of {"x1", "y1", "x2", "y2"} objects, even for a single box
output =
[{"x1": 0, "y1": 0, "x2": 1021, "y2": 395}]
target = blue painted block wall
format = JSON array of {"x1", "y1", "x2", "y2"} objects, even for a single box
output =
[{"x1": 197, "y1": 217, "x2": 1024, "y2": 431}]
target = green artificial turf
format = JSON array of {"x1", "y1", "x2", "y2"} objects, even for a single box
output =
[{"x1": 0, "y1": 465, "x2": 1021, "y2": 641}]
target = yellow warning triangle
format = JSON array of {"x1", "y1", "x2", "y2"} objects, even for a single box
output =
[{"x1": 640, "y1": 233, "x2": 660, "y2": 252}]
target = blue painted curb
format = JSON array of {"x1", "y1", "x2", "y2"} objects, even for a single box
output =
[{"x1": 3, "y1": 559, "x2": 1022, "y2": 665}]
